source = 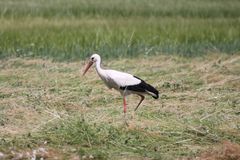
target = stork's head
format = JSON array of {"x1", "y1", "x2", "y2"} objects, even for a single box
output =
[{"x1": 83, "y1": 53, "x2": 101, "y2": 75}]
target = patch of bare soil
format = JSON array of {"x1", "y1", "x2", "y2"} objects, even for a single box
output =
[
  {"x1": 192, "y1": 141, "x2": 240, "y2": 160},
  {"x1": 0, "y1": 146, "x2": 81, "y2": 160}
]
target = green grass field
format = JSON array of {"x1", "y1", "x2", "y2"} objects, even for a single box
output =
[
  {"x1": 0, "y1": 0, "x2": 240, "y2": 159},
  {"x1": 0, "y1": 0, "x2": 240, "y2": 60}
]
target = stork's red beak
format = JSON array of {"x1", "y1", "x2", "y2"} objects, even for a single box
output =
[{"x1": 83, "y1": 61, "x2": 93, "y2": 76}]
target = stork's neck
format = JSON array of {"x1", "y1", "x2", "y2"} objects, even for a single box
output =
[{"x1": 95, "y1": 59, "x2": 105, "y2": 76}]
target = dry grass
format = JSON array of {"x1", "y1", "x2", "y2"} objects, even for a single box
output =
[{"x1": 0, "y1": 53, "x2": 239, "y2": 159}]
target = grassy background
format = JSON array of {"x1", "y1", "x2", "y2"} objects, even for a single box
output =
[
  {"x1": 0, "y1": 0, "x2": 239, "y2": 60},
  {"x1": 0, "y1": 0, "x2": 240, "y2": 159}
]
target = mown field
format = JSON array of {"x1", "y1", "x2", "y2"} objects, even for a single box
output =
[
  {"x1": 0, "y1": 0, "x2": 240, "y2": 159},
  {"x1": 0, "y1": 54, "x2": 240, "y2": 159}
]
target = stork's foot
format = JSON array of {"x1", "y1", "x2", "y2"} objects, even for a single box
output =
[
  {"x1": 130, "y1": 111, "x2": 135, "y2": 120},
  {"x1": 123, "y1": 113, "x2": 129, "y2": 126},
  {"x1": 124, "y1": 120, "x2": 129, "y2": 126}
]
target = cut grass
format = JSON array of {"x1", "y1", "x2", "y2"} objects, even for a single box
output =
[{"x1": 0, "y1": 54, "x2": 239, "y2": 159}]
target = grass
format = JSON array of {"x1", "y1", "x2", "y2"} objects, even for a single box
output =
[
  {"x1": 0, "y1": 54, "x2": 239, "y2": 159},
  {"x1": 0, "y1": 0, "x2": 240, "y2": 60},
  {"x1": 0, "y1": 0, "x2": 240, "y2": 18},
  {"x1": 0, "y1": 0, "x2": 239, "y2": 159}
]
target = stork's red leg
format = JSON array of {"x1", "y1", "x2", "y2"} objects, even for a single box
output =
[
  {"x1": 123, "y1": 96, "x2": 127, "y2": 113},
  {"x1": 134, "y1": 95, "x2": 145, "y2": 111},
  {"x1": 123, "y1": 96, "x2": 130, "y2": 126}
]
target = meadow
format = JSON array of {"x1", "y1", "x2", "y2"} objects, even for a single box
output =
[
  {"x1": 0, "y1": 0, "x2": 240, "y2": 159},
  {"x1": 0, "y1": 0, "x2": 240, "y2": 60}
]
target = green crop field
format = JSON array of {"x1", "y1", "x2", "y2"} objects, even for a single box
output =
[
  {"x1": 0, "y1": 0, "x2": 240, "y2": 60},
  {"x1": 0, "y1": 0, "x2": 240, "y2": 159}
]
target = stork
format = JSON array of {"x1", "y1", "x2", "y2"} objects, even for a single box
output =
[{"x1": 83, "y1": 53, "x2": 159, "y2": 114}]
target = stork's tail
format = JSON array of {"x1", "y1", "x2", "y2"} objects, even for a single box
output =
[
  {"x1": 133, "y1": 76, "x2": 159, "y2": 99},
  {"x1": 120, "y1": 76, "x2": 159, "y2": 99},
  {"x1": 145, "y1": 83, "x2": 159, "y2": 99}
]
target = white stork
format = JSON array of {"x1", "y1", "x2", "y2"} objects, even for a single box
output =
[{"x1": 83, "y1": 53, "x2": 159, "y2": 114}]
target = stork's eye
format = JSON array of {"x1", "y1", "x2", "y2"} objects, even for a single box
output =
[{"x1": 91, "y1": 57, "x2": 94, "y2": 61}]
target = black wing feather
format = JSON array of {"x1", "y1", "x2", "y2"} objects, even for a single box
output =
[{"x1": 120, "y1": 76, "x2": 159, "y2": 99}]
